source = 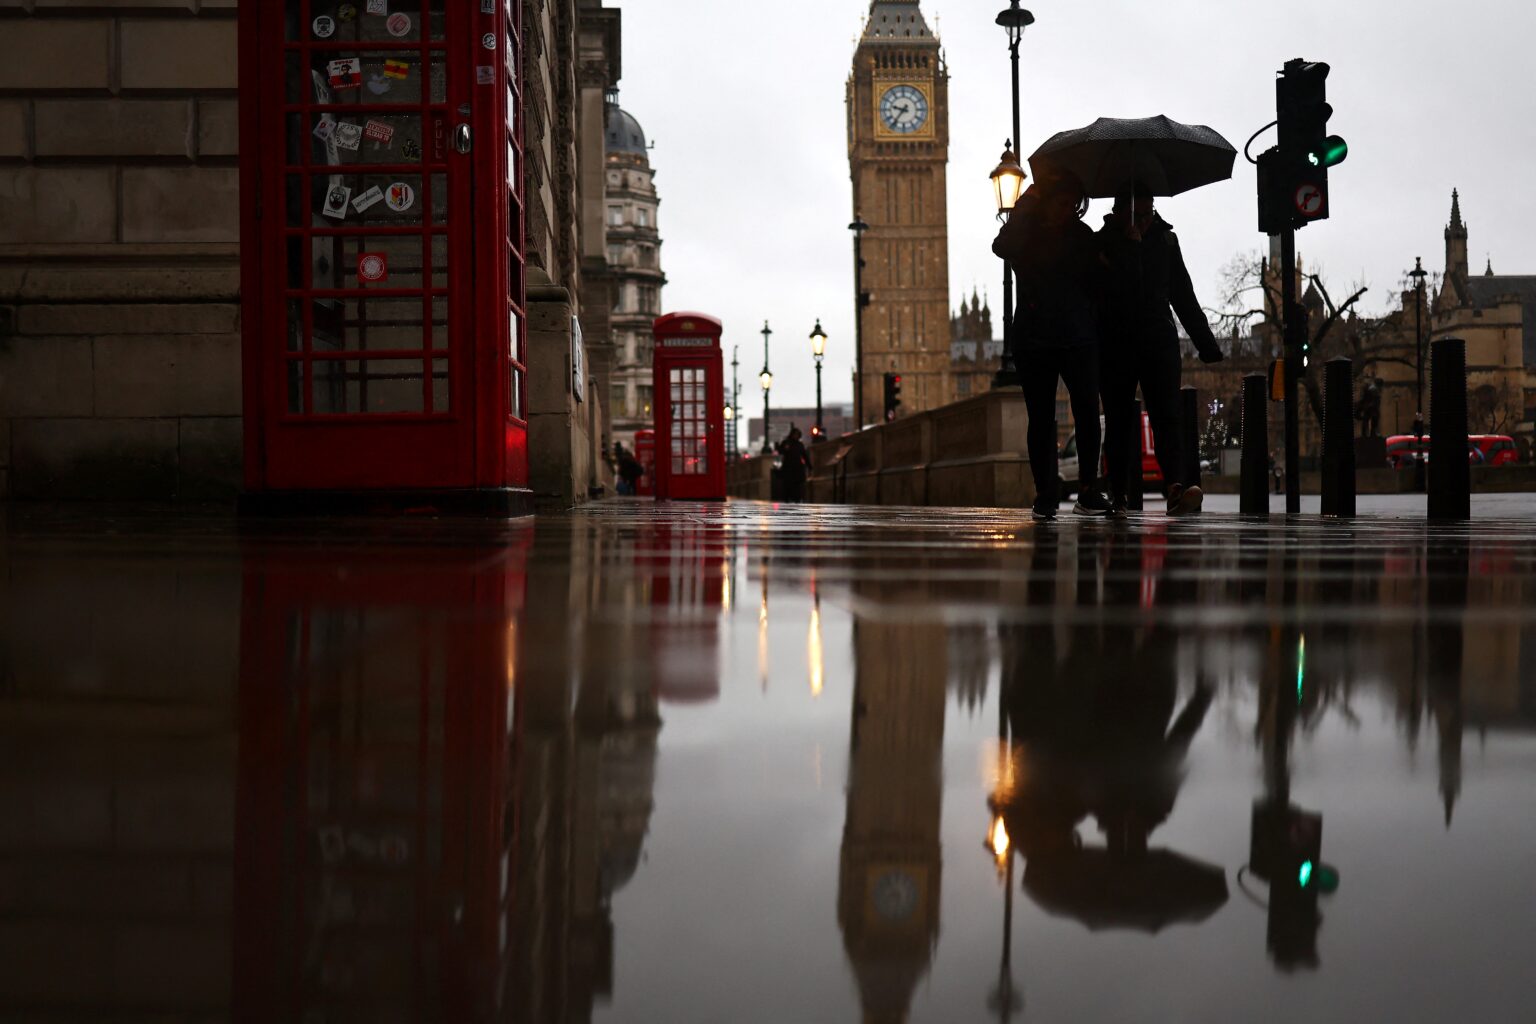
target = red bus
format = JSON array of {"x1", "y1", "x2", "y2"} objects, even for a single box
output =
[{"x1": 1384, "y1": 434, "x2": 1520, "y2": 469}]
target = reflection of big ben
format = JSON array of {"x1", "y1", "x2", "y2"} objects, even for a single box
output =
[
  {"x1": 838, "y1": 619, "x2": 948, "y2": 1023},
  {"x1": 847, "y1": 0, "x2": 952, "y2": 425}
]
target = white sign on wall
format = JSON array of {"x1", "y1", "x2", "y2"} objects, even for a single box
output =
[{"x1": 571, "y1": 315, "x2": 585, "y2": 402}]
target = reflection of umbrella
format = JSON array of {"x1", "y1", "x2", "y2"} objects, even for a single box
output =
[
  {"x1": 1023, "y1": 847, "x2": 1229, "y2": 932},
  {"x1": 1029, "y1": 116, "x2": 1236, "y2": 198}
]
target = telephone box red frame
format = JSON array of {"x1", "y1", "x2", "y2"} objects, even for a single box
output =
[
  {"x1": 633, "y1": 428, "x2": 656, "y2": 497},
  {"x1": 651, "y1": 312, "x2": 726, "y2": 501},
  {"x1": 237, "y1": 1, "x2": 530, "y2": 514}
]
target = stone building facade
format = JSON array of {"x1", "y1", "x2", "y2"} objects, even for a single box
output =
[
  {"x1": 0, "y1": 0, "x2": 621, "y2": 504},
  {"x1": 847, "y1": 0, "x2": 953, "y2": 426},
  {"x1": 604, "y1": 97, "x2": 665, "y2": 447},
  {"x1": 0, "y1": 2, "x2": 242, "y2": 498}
]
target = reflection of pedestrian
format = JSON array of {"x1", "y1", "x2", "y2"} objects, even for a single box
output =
[
  {"x1": 993, "y1": 172, "x2": 1112, "y2": 519},
  {"x1": 1097, "y1": 183, "x2": 1223, "y2": 516},
  {"x1": 775, "y1": 425, "x2": 811, "y2": 503}
]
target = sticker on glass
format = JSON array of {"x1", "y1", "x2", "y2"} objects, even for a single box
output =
[
  {"x1": 367, "y1": 71, "x2": 391, "y2": 96},
  {"x1": 476, "y1": 65, "x2": 495, "y2": 85},
  {"x1": 385, "y1": 182, "x2": 415, "y2": 213},
  {"x1": 366, "y1": 0, "x2": 387, "y2": 14},
  {"x1": 312, "y1": 15, "x2": 336, "y2": 38},
  {"x1": 333, "y1": 121, "x2": 363, "y2": 151},
  {"x1": 311, "y1": 69, "x2": 333, "y2": 105},
  {"x1": 386, "y1": 12, "x2": 411, "y2": 36},
  {"x1": 337, "y1": 2, "x2": 358, "y2": 20},
  {"x1": 383, "y1": 58, "x2": 410, "y2": 80},
  {"x1": 363, "y1": 119, "x2": 395, "y2": 146},
  {"x1": 312, "y1": 118, "x2": 336, "y2": 142},
  {"x1": 327, "y1": 57, "x2": 362, "y2": 90},
  {"x1": 352, "y1": 185, "x2": 385, "y2": 213},
  {"x1": 401, "y1": 138, "x2": 422, "y2": 161},
  {"x1": 481, "y1": 0, "x2": 496, "y2": 12},
  {"x1": 358, "y1": 252, "x2": 388, "y2": 283},
  {"x1": 481, "y1": 32, "x2": 496, "y2": 49},
  {"x1": 322, "y1": 185, "x2": 352, "y2": 220}
]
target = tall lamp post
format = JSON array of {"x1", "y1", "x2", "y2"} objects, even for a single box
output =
[
  {"x1": 809, "y1": 319, "x2": 828, "y2": 441},
  {"x1": 760, "y1": 320, "x2": 774, "y2": 454},
  {"x1": 1409, "y1": 257, "x2": 1428, "y2": 492},
  {"x1": 848, "y1": 215, "x2": 869, "y2": 427},
  {"x1": 730, "y1": 344, "x2": 741, "y2": 460},
  {"x1": 991, "y1": 1, "x2": 1034, "y2": 390}
]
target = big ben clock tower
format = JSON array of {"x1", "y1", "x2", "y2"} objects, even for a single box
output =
[{"x1": 848, "y1": 0, "x2": 952, "y2": 426}]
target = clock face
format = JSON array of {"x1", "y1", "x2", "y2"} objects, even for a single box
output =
[
  {"x1": 871, "y1": 869, "x2": 919, "y2": 921},
  {"x1": 879, "y1": 85, "x2": 929, "y2": 134}
]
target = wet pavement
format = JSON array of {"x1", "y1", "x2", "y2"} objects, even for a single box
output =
[{"x1": 3, "y1": 498, "x2": 1536, "y2": 1022}]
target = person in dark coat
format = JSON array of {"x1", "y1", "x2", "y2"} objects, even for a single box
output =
[
  {"x1": 775, "y1": 425, "x2": 811, "y2": 503},
  {"x1": 615, "y1": 443, "x2": 643, "y2": 496},
  {"x1": 993, "y1": 173, "x2": 1112, "y2": 519},
  {"x1": 1097, "y1": 182, "x2": 1224, "y2": 515}
]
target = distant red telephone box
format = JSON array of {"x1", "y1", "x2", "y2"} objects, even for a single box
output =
[
  {"x1": 633, "y1": 429, "x2": 656, "y2": 496},
  {"x1": 651, "y1": 312, "x2": 726, "y2": 501}
]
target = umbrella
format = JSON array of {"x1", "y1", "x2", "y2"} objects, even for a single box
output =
[
  {"x1": 1029, "y1": 115, "x2": 1236, "y2": 199},
  {"x1": 1023, "y1": 847, "x2": 1229, "y2": 932}
]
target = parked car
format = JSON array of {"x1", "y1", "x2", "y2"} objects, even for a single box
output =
[
  {"x1": 1059, "y1": 412, "x2": 1162, "y2": 499},
  {"x1": 1384, "y1": 434, "x2": 1519, "y2": 469}
]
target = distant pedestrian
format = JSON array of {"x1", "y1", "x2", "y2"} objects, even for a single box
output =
[
  {"x1": 993, "y1": 171, "x2": 1112, "y2": 519},
  {"x1": 1097, "y1": 182, "x2": 1223, "y2": 516},
  {"x1": 776, "y1": 425, "x2": 811, "y2": 503},
  {"x1": 616, "y1": 443, "x2": 643, "y2": 496}
]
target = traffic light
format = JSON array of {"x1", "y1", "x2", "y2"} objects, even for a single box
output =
[
  {"x1": 1258, "y1": 59, "x2": 1347, "y2": 234},
  {"x1": 883, "y1": 372, "x2": 902, "y2": 422},
  {"x1": 1249, "y1": 800, "x2": 1339, "y2": 970}
]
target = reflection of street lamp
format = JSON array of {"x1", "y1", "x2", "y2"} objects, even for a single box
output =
[
  {"x1": 760, "y1": 320, "x2": 774, "y2": 454},
  {"x1": 991, "y1": 0, "x2": 1035, "y2": 391},
  {"x1": 983, "y1": 806, "x2": 1022, "y2": 1021},
  {"x1": 809, "y1": 319, "x2": 827, "y2": 442},
  {"x1": 1409, "y1": 256, "x2": 1428, "y2": 492},
  {"x1": 848, "y1": 216, "x2": 869, "y2": 426}
]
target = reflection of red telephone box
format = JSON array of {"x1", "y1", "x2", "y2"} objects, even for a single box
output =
[
  {"x1": 651, "y1": 312, "x2": 726, "y2": 500},
  {"x1": 633, "y1": 429, "x2": 656, "y2": 497}
]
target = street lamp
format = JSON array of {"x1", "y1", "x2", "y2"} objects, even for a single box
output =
[
  {"x1": 809, "y1": 318, "x2": 827, "y2": 442},
  {"x1": 991, "y1": 1, "x2": 1034, "y2": 391},
  {"x1": 848, "y1": 215, "x2": 870, "y2": 427},
  {"x1": 730, "y1": 344, "x2": 741, "y2": 461},
  {"x1": 991, "y1": 144, "x2": 1026, "y2": 216},
  {"x1": 760, "y1": 320, "x2": 774, "y2": 454},
  {"x1": 1409, "y1": 256, "x2": 1428, "y2": 492}
]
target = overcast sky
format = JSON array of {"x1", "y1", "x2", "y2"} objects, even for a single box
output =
[{"x1": 610, "y1": 0, "x2": 1536, "y2": 430}]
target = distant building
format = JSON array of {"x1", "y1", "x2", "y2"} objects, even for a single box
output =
[
  {"x1": 746, "y1": 404, "x2": 853, "y2": 453},
  {"x1": 605, "y1": 94, "x2": 666, "y2": 447},
  {"x1": 948, "y1": 289, "x2": 1004, "y2": 401}
]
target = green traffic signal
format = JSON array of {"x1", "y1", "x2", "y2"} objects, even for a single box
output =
[
  {"x1": 1309, "y1": 136, "x2": 1349, "y2": 168},
  {"x1": 1298, "y1": 860, "x2": 1314, "y2": 887}
]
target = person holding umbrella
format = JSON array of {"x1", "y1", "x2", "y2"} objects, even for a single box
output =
[
  {"x1": 992, "y1": 169, "x2": 1114, "y2": 519},
  {"x1": 1030, "y1": 116, "x2": 1237, "y2": 515},
  {"x1": 1098, "y1": 182, "x2": 1225, "y2": 515}
]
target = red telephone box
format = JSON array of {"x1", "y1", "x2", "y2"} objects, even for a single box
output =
[
  {"x1": 633, "y1": 428, "x2": 656, "y2": 496},
  {"x1": 237, "y1": 1, "x2": 529, "y2": 514},
  {"x1": 651, "y1": 312, "x2": 726, "y2": 500}
]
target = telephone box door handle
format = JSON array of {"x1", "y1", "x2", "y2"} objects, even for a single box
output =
[{"x1": 453, "y1": 124, "x2": 472, "y2": 154}]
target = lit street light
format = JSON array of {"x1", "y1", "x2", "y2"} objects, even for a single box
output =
[
  {"x1": 991, "y1": 0, "x2": 1034, "y2": 391},
  {"x1": 809, "y1": 319, "x2": 828, "y2": 442}
]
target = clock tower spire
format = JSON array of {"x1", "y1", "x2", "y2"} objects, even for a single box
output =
[{"x1": 847, "y1": 1, "x2": 952, "y2": 426}]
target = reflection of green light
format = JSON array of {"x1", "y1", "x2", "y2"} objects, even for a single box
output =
[
  {"x1": 1299, "y1": 860, "x2": 1314, "y2": 887},
  {"x1": 1296, "y1": 636, "x2": 1306, "y2": 703}
]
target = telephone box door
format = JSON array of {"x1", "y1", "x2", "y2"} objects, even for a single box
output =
[
  {"x1": 239, "y1": 2, "x2": 526, "y2": 497},
  {"x1": 659, "y1": 360, "x2": 724, "y2": 500}
]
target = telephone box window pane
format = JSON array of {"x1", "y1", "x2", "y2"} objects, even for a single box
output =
[
  {"x1": 311, "y1": 297, "x2": 426, "y2": 355},
  {"x1": 430, "y1": 173, "x2": 447, "y2": 224},
  {"x1": 286, "y1": 236, "x2": 306, "y2": 289},
  {"x1": 431, "y1": 358, "x2": 450, "y2": 412},
  {"x1": 287, "y1": 300, "x2": 305, "y2": 351},
  {"x1": 317, "y1": 10, "x2": 425, "y2": 43},
  {"x1": 430, "y1": 234, "x2": 448, "y2": 288},
  {"x1": 311, "y1": 234, "x2": 428, "y2": 291},
  {"x1": 286, "y1": 360, "x2": 305, "y2": 414},
  {"x1": 307, "y1": 52, "x2": 440, "y2": 107},
  {"x1": 295, "y1": 172, "x2": 426, "y2": 228},
  {"x1": 509, "y1": 369, "x2": 523, "y2": 420},
  {"x1": 313, "y1": 359, "x2": 426, "y2": 414},
  {"x1": 430, "y1": 297, "x2": 449, "y2": 352}
]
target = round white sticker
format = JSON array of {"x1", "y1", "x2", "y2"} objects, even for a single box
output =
[
  {"x1": 313, "y1": 15, "x2": 336, "y2": 38},
  {"x1": 482, "y1": 31, "x2": 497, "y2": 49},
  {"x1": 358, "y1": 253, "x2": 388, "y2": 282},
  {"x1": 385, "y1": 182, "x2": 416, "y2": 213},
  {"x1": 386, "y1": 12, "x2": 411, "y2": 37}
]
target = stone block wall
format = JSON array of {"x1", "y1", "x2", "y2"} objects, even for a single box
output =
[{"x1": 0, "y1": 0, "x2": 241, "y2": 499}]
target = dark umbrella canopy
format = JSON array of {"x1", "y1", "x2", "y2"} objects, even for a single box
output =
[
  {"x1": 1023, "y1": 847, "x2": 1229, "y2": 932},
  {"x1": 1029, "y1": 115, "x2": 1237, "y2": 198}
]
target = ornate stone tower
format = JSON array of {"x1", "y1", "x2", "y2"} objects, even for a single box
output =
[{"x1": 847, "y1": 1, "x2": 952, "y2": 425}]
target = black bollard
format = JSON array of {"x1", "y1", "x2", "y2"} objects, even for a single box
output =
[
  {"x1": 1321, "y1": 357, "x2": 1356, "y2": 518},
  {"x1": 1181, "y1": 386, "x2": 1202, "y2": 492},
  {"x1": 1125, "y1": 398, "x2": 1144, "y2": 511},
  {"x1": 1428, "y1": 337, "x2": 1471, "y2": 520},
  {"x1": 1240, "y1": 374, "x2": 1270, "y2": 515}
]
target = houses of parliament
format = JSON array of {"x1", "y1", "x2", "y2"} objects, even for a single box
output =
[{"x1": 848, "y1": 0, "x2": 1003, "y2": 426}]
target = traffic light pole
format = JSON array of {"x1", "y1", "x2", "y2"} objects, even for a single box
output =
[{"x1": 1282, "y1": 227, "x2": 1302, "y2": 513}]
